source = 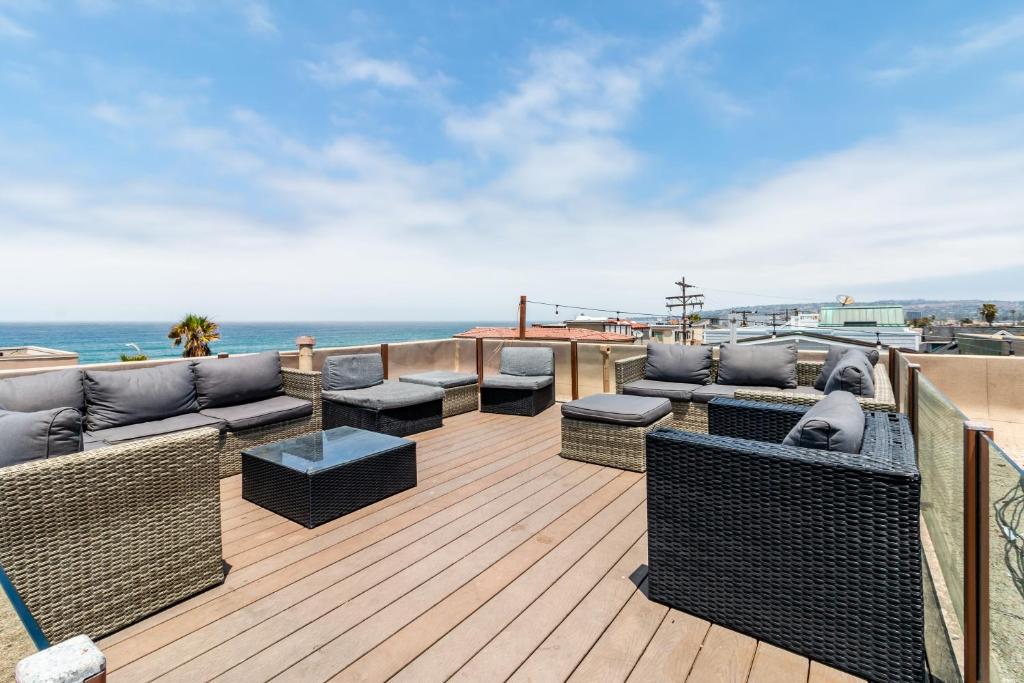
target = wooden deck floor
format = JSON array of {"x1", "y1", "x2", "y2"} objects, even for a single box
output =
[{"x1": 99, "y1": 408, "x2": 864, "y2": 682}]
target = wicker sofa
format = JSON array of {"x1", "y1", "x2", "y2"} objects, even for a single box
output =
[
  {"x1": 0, "y1": 427, "x2": 224, "y2": 646},
  {"x1": 615, "y1": 347, "x2": 895, "y2": 432},
  {"x1": 646, "y1": 397, "x2": 923, "y2": 683},
  {"x1": 480, "y1": 347, "x2": 556, "y2": 417}
]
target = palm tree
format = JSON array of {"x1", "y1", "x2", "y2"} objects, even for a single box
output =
[
  {"x1": 979, "y1": 303, "x2": 998, "y2": 327},
  {"x1": 687, "y1": 313, "x2": 702, "y2": 325},
  {"x1": 168, "y1": 313, "x2": 220, "y2": 357}
]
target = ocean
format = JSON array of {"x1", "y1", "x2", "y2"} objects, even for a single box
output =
[{"x1": 0, "y1": 322, "x2": 503, "y2": 365}]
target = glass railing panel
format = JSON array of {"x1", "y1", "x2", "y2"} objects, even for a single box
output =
[
  {"x1": 985, "y1": 435, "x2": 1024, "y2": 682},
  {"x1": 575, "y1": 342, "x2": 644, "y2": 397},
  {"x1": 918, "y1": 374, "x2": 969, "y2": 669}
]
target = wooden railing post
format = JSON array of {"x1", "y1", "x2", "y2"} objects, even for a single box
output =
[
  {"x1": 907, "y1": 363, "x2": 921, "y2": 440},
  {"x1": 476, "y1": 338, "x2": 484, "y2": 385},
  {"x1": 570, "y1": 341, "x2": 579, "y2": 400},
  {"x1": 600, "y1": 345, "x2": 611, "y2": 393},
  {"x1": 888, "y1": 347, "x2": 897, "y2": 389},
  {"x1": 518, "y1": 295, "x2": 527, "y2": 340},
  {"x1": 963, "y1": 421, "x2": 993, "y2": 683},
  {"x1": 380, "y1": 343, "x2": 389, "y2": 379}
]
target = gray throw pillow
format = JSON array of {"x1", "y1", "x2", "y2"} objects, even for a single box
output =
[
  {"x1": 322, "y1": 354, "x2": 385, "y2": 391},
  {"x1": 814, "y1": 347, "x2": 880, "y2": 390},
  {"x1": 824, "y1": 353, "x2": 876, "y2": 397},
  {"x1": 782, "y1": 391, "x2": 865, "y2": 454},
  {"x1": 192, "y1": 351, "x2": 284, "y2": 409},
  {"x1": 645, "y1": 344, "x2": 712, "y2": 385},
  {"x1": 716, "y1": 343, "x2": 798, "y2": 389},
  {"x1": 83, "y1": 363, "x2": 199, "y2": 431},
  {"x1": 500, "y1": 347, "x2": 554, "y2": 377},
  {"x1": 0, "y1": 407, "x2": 83, "y2": 468},
  {"x1": 0, "y1": 369, "x2": 85, "y2": 413}
]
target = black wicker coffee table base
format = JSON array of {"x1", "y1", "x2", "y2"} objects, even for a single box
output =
[{"x1": 242, "y1": 428, "x2": 417, "y2": 528}]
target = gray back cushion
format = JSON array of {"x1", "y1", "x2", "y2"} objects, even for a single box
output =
[
  {"x1": 83, "y1": 363, "x2": 199, "y2": 431},
  {"x1": 0, "y1": 369, "x2": 85, "y2": 413},
  {"x1": 824, "y1": 353, "x2": 876, "y2": 397},
  {"x1": 0, "y1": 407, "x2": 83, "y2": 468},
  {"x1": 814, "y1": 347, "x2": 880, "y2": 390},
  {"x1": 782, "y1": 391, "x2": 865, "y2": 454},
  {"x1": 192, "y1": 351, "x2": 283, "y2": 409},
  {"x1": 322, "y1": 354, "x2": 385, "y2": 391},
  {"x1": 500, "y1": 347, "x2": 554, "y2": 377},
  {"x1": 645, "y1": 344, "x2": 712, "y2": 385},
  {"x1": 716, "y1": 343, "x2": 798, "y2": 389}
]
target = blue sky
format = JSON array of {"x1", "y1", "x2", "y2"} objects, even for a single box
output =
[{"x1": 2, "y1": 1, "x2": 1023, "y2": 321}]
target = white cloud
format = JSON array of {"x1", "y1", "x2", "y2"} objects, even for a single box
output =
[
  {"x1": 237, "y1": 1, "x2": 275, "y2": 35},
  {"x1": 868, "y1": 12, "x2": 1024, "y2": 83},
  {"x1": 0, "y1": 12, "x2": 32, "y2": 39},
  {"x1": 304, "y1": 43, "x2": 420, "y2": 89}
]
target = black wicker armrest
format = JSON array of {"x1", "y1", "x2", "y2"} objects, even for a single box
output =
[{"x1": 706, "y1": 397, "x2": 809, "y2": 444}]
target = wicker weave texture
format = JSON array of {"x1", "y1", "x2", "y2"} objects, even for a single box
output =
[
  {"x1": 646, "y1": 407, "x2": 923, "y2": 683},
  {"x1": 215, "y1": 368, "x2": 323, "y2": 478},
  {"x1": 480, "y1": 382, "x2": 555, "y2": 416},
  {"x1": 442, "y1": 383, "x2": 479, "y2": 418},
  {"x1": 321, "y1": 398, "x2": 443, "y2": 437},
  {"x1": 0, "y1": 428, "x2": 224, "y2": 644},
  {"x1": 242, "y1": 443, "x2": 416, "y2": 528},
  {"x1": 560, "y1": 414, "x2": 673, "y2": 472}
]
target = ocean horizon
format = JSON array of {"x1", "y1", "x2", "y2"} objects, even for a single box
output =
[{"x1": 0, "y1": 321, "x2": 510, "y2": 365}]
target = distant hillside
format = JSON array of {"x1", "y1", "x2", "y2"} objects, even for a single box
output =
[{"x1": 699, "y1": 299, "x2": 1024, "y2": 323}]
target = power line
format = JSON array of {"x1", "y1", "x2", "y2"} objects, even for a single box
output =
[
  {"x1": 526, "y1": 300, "x2": 666, "y2": 319},
  {"x1": 698, "y1": 285, "x2": 820, "y2": 302}
]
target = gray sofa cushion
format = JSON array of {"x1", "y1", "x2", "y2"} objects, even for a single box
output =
[
  {"x1": 824, "y1": 353, "x2": 876, "y2": 397},
  {"x1": 644, "y1": 344, "x2": 713, "y2": 385},
  {"x1": 0, "y1": 369, "x2": 85, "y2": 413},
  {"x1": 200, "y1": 395, "x2": 312, "y2": 431},
  {"x1": 83, "y1": 363, "x2": 199, "y2": 431},
  {"x1": 779, "y1": 385, "x2": 826, "y2": 398},
  {"x1": 500, "y1": 347, "x2": 554, "y2": 377},
  {"x1": 561, "y1": 394, "x2": 671, "y2": 427},
  {"x1": 192, "y1": 351, "x2": 283, "y2": 409},
  {"x1": 716, "y1": 343, "x2": 798, "y2": 389},
  {"x1": 782, "y1": 390, "x2": 865, "y2": 454},
  {"x1": 322, "y1": 380, "x2": 443, "y2": 411},
  {"x1": 322, "y1": 354, "x2": 385, "y2": 391},
  {"x1": 622, "y1": 379, "x2": 701, "y2": 402},
  {"x1": 814, "y1": 347, "x2": 880, "y2": 390},
  {"x1": 399, "y1": 371, "x2": 478, "y2": 389},
  {"x1": 85, "y1": 412, "x2": 224, "y2": 447},
  {"x1": 0, "y1": 407, "x2": 82, "y2": 468},
  {"x1": 481, "y1": 374, "x2": 554, "y2": 391},
  {"x1": 692, "y1": 384, "x2": 781, "y2": 404}
]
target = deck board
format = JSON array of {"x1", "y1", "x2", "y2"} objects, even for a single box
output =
[{"x1": 99, "y1": 408, "x2": 865, "y2": 682}]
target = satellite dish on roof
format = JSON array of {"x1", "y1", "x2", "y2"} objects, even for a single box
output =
[{"x1": 836, "y1": 294, "x2": 855, "y2": 306}]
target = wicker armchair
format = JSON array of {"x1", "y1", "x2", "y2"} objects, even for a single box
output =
[
  {"x1": 615, "y1": 354, "x2": 895, "y2": 432},
  {"x1": 0, "y1": 427, "x2": 224, "y2": 646},
  {"x1": 646, "y1": 398, "x2": 923, "y2": 683},
  {"x1": 214, "y1": 367, "x2": 322, "y2": 478}
]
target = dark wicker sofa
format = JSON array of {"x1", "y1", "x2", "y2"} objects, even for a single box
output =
[
  {"x1": 480, "y1": 347, "x2": 556, "y2": 417},
  {"x1": 645, "y1": 398, "x2": 923, "y2": 683}
]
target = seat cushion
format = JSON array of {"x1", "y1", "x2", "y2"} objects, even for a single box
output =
[
  {"x1": 824, "y1": 353, "x2": 876, "y2": 397},
  {"x1": 814, "y1": 347, "x2": 880, "y2": 390},
  {"x1": 692, "y1": 384, "x2": 782, "y2": 404},
  {"x1": 200, "y1": 395, "x2": 313, "y2": 431},
  {"x1": 782, "y1": 390, "x2": 865, "y2": 454},
  {"x1": 0, "y1": 369, "x2": 85, "y2": 413},
  {"x1": 192, "y1": 351, "x2": 283, "y2": 409},
  {"x1": 716, "y1": 343, "x2": 798, "y2": 389},
  {"x1": 562, "y1": 394, "x2": 671, "y2": 427},
  {"x1": 622, "y1": 379, "x2": 701, "y2": 402},
  {"x1": 0, "y1": 407, "x2": 82, "y2": 468},
  {"x1": 399, "y1": 371, "x2": 478, "y2": 389},
  {"x1": 322, "y1": 381, "x2": 443, "y2": 411},
  {"x1": 85, "y1": 412, "x2": 225, "y2": 447},
  {"x1": 481, "y1": 375, "x2": 554, "y2": 391},
  {"x1": 500, "y1": 347, "x2": 554, "y2": 377},
  {"x1": 644, "y1": 344, "x2": 712, "y2": 385},
  {"x1": 322, "y1": 354, "x2": 385, "y2": 391},
  {"x1": 83, "y1": 363, "x2": 199, "y2": 431},
  {"x1": 778, "y1": 385, "x2": 826, "y2": 397}
]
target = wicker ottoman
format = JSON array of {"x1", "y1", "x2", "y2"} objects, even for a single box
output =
[
  {"x1": 560, "y1": 394, "x2": 673, "y2": 472},
  {"x1": 399, "y1": 371, "x2": 479, "y2": 418}
]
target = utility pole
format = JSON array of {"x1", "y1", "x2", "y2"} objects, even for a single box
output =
[
  {"x1": 768, "y1": 311, "x2": 783, "y2": 337},
  {"x1": 665, "y1": 276, "x2": 704, "y2": 344},
  {"x1": 732, "y1": 309, "x2": 754, "y2": 328}
]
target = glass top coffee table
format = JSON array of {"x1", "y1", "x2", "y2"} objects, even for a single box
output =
[{"x1": 241, "y1": 426, "x2": 417, "y2": 528}]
